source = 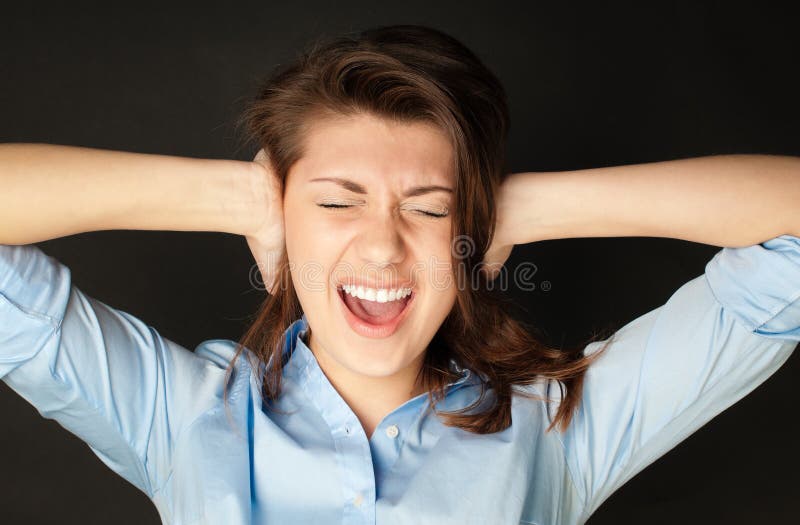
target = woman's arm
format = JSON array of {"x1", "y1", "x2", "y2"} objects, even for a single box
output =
[
  {"x1": 497, "y1": 154, "x2": 800, "y2": 249},
  {"x1": 0, "y1": 143, "x2": 276, "y2": 497},
  {"x1": 0, "y1": 143, "x2": 266, "y2": 244}
]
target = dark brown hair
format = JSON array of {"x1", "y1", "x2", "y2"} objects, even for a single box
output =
[{"x1": 226, "y1": 24, "x2": 612, "y2": 434}]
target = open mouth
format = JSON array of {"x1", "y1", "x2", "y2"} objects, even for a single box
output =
[{"x1": 336, "y1": 285, "x2": 416, "y2": 338}]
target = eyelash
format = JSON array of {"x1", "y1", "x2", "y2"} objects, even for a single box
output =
[{"x1": 317, "y1": 203, "x2": 448, "y2": 218}]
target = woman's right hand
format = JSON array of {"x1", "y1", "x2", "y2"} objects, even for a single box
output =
[{"x1": 245, "y1": 148, "x2": 285, "y2": 295}]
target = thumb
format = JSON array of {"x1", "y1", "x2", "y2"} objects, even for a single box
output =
[{"x1": 480, "y1": 244, "x2": 513, "y2": 281}]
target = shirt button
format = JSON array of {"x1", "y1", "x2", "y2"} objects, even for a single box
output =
[
  {"x1": 386, "y1": 424, "x2": 399, "y2": 438},
  {"x1": 344, "y1": 425, "x2": 351, "y2": 435},
  {"x1": 353, "y1": 492, "x2": 364, "y2": 508}
]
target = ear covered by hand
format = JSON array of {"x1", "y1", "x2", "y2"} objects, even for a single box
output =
[
  {"x1": 245, "y1": 148, "x2": 285, "y2": 295},
  {"x1": 479, "y1": 175, "x2": 519, "y2": 282}
]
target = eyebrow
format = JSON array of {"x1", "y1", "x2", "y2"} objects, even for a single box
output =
[{"x1": 309, "y1": 177, "x2": 453, "y2": 197}]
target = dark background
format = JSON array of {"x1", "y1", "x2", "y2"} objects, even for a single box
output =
[{"x1": 1, "y1": 1, "x2": 798, "y2": 523}]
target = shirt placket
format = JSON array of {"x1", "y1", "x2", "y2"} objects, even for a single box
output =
[{"x1": 299, "y1": 349, "x2": 377, "y2": 525}]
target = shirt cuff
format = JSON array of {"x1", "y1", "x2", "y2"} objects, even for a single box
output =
[
  {"x1": 0, "y1": 243, "x2": 72, "y2": 326},
  {"x1": 704, "y1": 234, "x2": 800, "y2": 340}
]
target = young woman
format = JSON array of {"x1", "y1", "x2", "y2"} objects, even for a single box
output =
[{"x1": 1, "y1": 24, "x2": 798, "y2": 525}]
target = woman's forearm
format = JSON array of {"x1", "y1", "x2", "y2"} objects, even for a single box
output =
[
  {"x1": 508, "y1": 154, "x2": 800, "y2": 248},
  {"x1": 0, "y1": 143, "x2": 264, "y2": 244}
]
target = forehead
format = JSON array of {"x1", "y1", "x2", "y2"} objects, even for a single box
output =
[{"x1": 292, "y1": 112, "x2": 455, "y2": 187}]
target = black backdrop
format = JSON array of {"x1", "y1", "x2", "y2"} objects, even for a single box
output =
[{"x1": 1, "y1": 2, "x2": 798, "y2": 523}]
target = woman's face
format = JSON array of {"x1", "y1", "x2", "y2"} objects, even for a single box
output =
[{"x1": 283, "y1": 112, "x2": 457, "y2": 381}]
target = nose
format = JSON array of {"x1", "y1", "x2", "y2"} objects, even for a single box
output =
[{"x1": 354, "y1": 209, "x2": 406, "y2": 270}]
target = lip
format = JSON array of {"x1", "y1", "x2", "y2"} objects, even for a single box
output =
[{"x1": 336, "y1": 286, "x2": 416, "y2": 339}]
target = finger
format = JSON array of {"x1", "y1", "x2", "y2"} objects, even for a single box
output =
[
  {"x1": 253, "y1": 148, "x2": 270, "y2": 162},
  {"x1": 258, "y1": 257, "x2": 274, "y2": 295},
  {"x1": 480, "y1": 244, "x2": 513, "y2": 281},
  {"x1": 480, "y1": 261, "x2": 505, "y2": 281},
  {"x1": 261, "y1": 252, "x2": 282, "y2": 295}
]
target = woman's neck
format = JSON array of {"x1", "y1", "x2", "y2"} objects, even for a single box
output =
[{"x1": 304, "y1": 332, "x2": 426, "y2": 439}]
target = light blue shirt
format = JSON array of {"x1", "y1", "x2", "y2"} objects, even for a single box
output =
[{"x1": 1, "y1": 235, "x2": 798, "y2": 524}]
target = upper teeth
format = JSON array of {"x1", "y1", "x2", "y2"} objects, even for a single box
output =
[{"x1": 341, "y1": 284, "x2": 412, "y2": 303}]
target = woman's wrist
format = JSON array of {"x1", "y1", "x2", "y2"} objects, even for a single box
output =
[
  {"x1": 213, "y1": 160, "x2": 271, "y2": 236},
  {"x1": 503, "y1": 168, "x2": 644, "y2": 245},
  {"x1": 499, "y1": 170, "x2": 600, "y2": 245}
]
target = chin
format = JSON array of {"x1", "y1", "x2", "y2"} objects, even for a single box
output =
[{"x1": 340, "y1": 345, "x2": 417, "y2": 377}]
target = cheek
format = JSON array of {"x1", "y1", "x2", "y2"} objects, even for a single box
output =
[
  {"x1": 415, "y1": 235, "x2": 457, "y2": 295},
  {"x1": 285, "y1": 212, "x2": 331, "y2": 260},
  {"x1": 286, "y1": 218, "x2": 349, "y2": 294}
]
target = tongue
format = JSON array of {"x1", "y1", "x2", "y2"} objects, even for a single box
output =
[{"x1": 343, "y1": 292, "x2": 409, "y2": 324}]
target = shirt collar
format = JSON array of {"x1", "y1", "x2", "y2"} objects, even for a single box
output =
[
  {"x1": 281, "y1": 313, "x2": 474, "y2": 392},
  {"x1": 276, "y1": 313, "x2": 478, "y2": 442}
]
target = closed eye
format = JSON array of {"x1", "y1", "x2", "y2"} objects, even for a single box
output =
[
  {"x1": 415, "y1": 209, "x2": 448, "y2": 218},
  {"x1": 316, "y1": 203, "x2": 448, "y2": 218}
]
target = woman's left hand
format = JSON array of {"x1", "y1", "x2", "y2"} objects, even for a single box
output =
[
  {"x1": 245, "y1": 148, "x2": 285, "y2": 295},
  {"x1": 480, "y1": 173, "x2": 523, "y2": 281}
]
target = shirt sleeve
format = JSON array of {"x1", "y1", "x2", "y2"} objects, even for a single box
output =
[
  {"x1": 0, "y1": 243, "x2": 232, "y2": 498},
  {"x1": 556, "y1": 234, "x2": 800, "y2": 521}
]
